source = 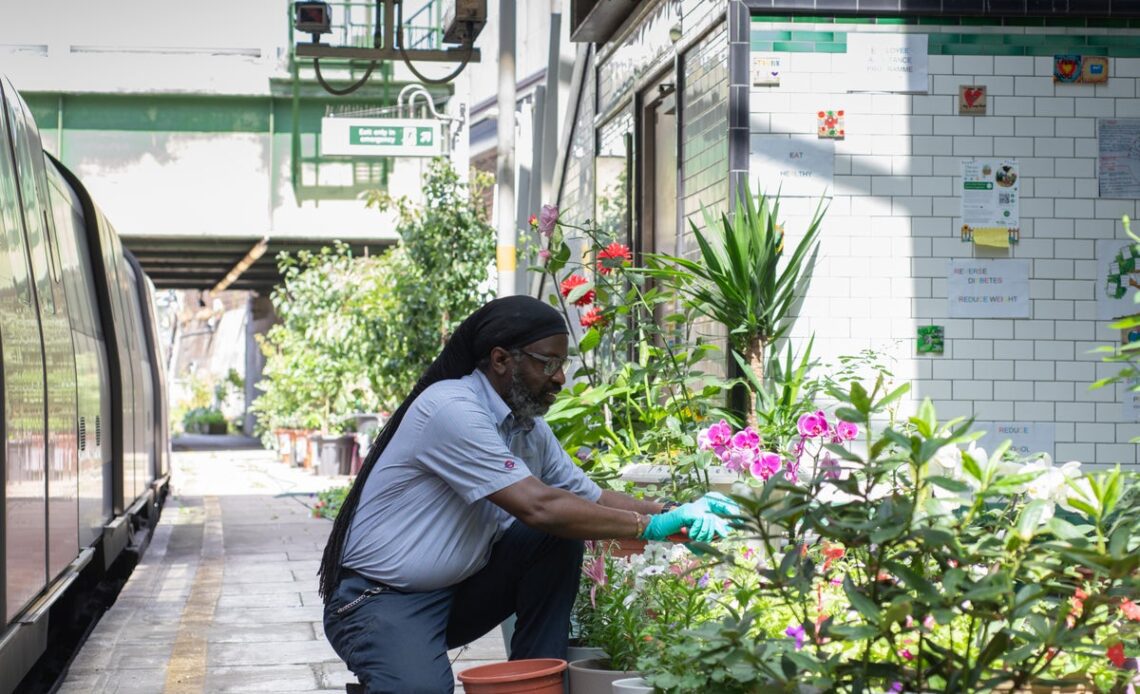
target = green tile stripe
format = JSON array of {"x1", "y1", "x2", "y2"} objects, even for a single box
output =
[
  {"x1": 753, "y1": 15, "x2": 1140, "y2": 28},
  {"x1": 752, "y1": 16, "x2": 1140, "y2": 57}
]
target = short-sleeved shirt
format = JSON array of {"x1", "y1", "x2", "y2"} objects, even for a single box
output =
[{"x1": 341, "y1": 369, "x2": 602, "y2": 591}]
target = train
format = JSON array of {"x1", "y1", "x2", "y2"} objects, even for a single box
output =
[{"x1": 0, "y1": 76, "x2": 169, "y2": 693}]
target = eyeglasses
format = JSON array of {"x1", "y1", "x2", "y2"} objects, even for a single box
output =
[{"x1": 519, "y1": 350, "x2": 566, "y2": 376}]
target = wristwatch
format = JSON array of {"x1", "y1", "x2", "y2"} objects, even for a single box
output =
[{"x1": 660, "y1": 500, "x2": 680, "y2": 513}]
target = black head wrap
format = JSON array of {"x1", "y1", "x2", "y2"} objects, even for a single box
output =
[{"x1": 318, "y1": 295, "x2": 568, "y2": 599}]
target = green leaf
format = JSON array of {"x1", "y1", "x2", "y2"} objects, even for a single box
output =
[
  {"x1": 1016, "y1": 499, "x2": 1051, "y2": 540},
  {"x1": 565, "y1": 281, "x2": 595, "y2": 305},
  {"x1": 843, "y1": 576, "x2": 882, "y2": 624},
  {"x1": 926, "y1": 476, "x2": 972, "y2": 493},
  {"x1": 578, "y1": 328, "x2": 601, "y2": 353}
]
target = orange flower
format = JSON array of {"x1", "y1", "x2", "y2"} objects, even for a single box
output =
[
  {"x1": 821, "y1": 542, "x2": 845, "y2": 572},
  {"x1": 1068, "y1": 587, "x2": 1088, "y2": 627}
]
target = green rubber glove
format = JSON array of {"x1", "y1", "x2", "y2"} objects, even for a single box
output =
[
  {"x1": 641, "y1": 503, "x2": 732, "y2": 543},
  {"x1": 699, "y1": 492, "x2": 743, "y2": 523}
]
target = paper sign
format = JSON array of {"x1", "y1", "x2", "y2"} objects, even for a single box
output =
[
  {"x1": 917, "y1": 325, "x2": 944, "y2": 354},
  {"x1": 961, "y1": 159, "x2": 1019, "y2": 242},
  {"x1": 948, "y1": 259, "x2": 1030, "y2": 318},
  {"x1": 959, "y1": 85, "x2": 986, "y2": 115},
  {"x1": 1097, "y1": 119, "x2": 1140, "y2": 198},
  {"x1": 1096, "y1": 239, "x2": 1140, "y2": 319},
  {"x1": 973, "y1": 228, "x2": 1010, "y2": 248},
  {"x1": 749, "y1": 134, "x2": 834, "y2": 198},
  {"x1": 975, "y1": 422, "x2": 1055, "y2": 459},
  {"x1": 751, "y1": 53, "x2": 782, "y2": 86},
  {"x1": 846, "y1": 33, "x2": 929, "y2": 93}
]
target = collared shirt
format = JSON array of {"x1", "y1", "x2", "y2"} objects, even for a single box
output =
[{"x1": 341, "y1": 370, "x2": 603, "y2": 591}]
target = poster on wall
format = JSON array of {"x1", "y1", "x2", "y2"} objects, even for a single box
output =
[
  {"x1": 1096, "y1": 238, "x2": 1140, "y2": 319},
  {"x1": 960, "y1": 159, "x2": 1019, "y2": 242},
  {"x1": 1098, "y1": 119, "x2": 1140, "y2": 198},
  {"x1": 975, "y1": 422, "x2": 1055, "y2": 460},
  {"x1": 749, "y1": 134, "x2": 834, "y2": 198},
  {"x1": 751, "y1": 53, "x2": 782, "y2": 86},
  {"x1": 947, "y1": 259, "x2": 1030, "y2": 318},
  {"x1": 846, "y1": 33, "x2": 929, "y2": 93}
]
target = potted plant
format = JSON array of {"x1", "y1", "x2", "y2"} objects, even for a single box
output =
[{"x1": 637, "y1": 378, "x2": 1140, "y2": 693}]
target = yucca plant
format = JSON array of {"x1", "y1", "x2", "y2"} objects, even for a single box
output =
[{"x1": 654, "y1": 186, "x2": 827, "y2": 426}]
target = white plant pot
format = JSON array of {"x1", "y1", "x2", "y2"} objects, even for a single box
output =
[{"x1": 612, "y1": 676, "x2": 653, "y2": 693}]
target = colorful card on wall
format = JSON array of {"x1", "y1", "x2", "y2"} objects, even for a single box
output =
[
  {"x1": 917, "y1": 325, "x2": 944, "y2": 354},
  {"x1": 817, "y1": 110, "x2": 845, "y2": 139},
  {"x1": 958, "y1": 85, "x2": 986, "y2": 115},
  {"x1": 751, "y1": 53, "x2": 782, "y2": 87},
  {"x1": 1054, "y1": 55, "x2": 1109, "y2": 84}
]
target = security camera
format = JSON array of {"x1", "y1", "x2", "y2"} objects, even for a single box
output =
[
  {"x1": 441, "y1": 0, "x2": 486, "y2": 45},
  {"x1": 294, "y1": 1, "x2": 332, "y2": 37}
]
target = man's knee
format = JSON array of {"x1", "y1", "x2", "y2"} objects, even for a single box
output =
[{"x1": 360, "y1": 667, "x2": 453, "y2": 694}]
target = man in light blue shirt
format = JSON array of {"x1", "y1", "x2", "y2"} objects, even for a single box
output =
[{"x1": 319, "y1": 296, "x2": 732, "y2": 693}]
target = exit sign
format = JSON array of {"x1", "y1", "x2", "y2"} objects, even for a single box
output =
[{"x1": 320, "y1": 117, "x2": 442, "y2": 157}]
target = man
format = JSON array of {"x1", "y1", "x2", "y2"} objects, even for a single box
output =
[{"x1": 318, "y1": 295, "x2": 733, "y2": 693}]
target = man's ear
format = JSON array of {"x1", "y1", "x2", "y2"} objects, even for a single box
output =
[{"x1": 488, "y1": 346, "x2": 513, "y2": 375}]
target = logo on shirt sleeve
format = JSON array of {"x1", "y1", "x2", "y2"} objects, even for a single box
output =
[{"x1": 504, "y1": 460, "x2": 516, "y2": 470}]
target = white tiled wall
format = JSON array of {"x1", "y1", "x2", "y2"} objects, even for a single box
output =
[{"x1": 749, "y1": 24, "x2": 1140, "y2": 468}]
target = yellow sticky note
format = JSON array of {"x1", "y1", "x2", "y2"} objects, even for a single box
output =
[{"x1": 973, "y1": 227, "x2": 1009, "y2": 248}]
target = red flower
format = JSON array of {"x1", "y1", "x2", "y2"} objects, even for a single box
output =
[
  {"x1": 528, "y1": 214, "x2": 538, "y2": 228},
  {"x1": 1108, "y1": 642, "x2": 1126, "y2": 668},
  {"x1": 580, "y1": 306, "x2": 605, "y2": 329},
  {"x1": 821, "y1": 542, "x2": 845, "y2": 572},
  {"x1": 596, "y1": 242, "x2": 633, "y2": 275},
  {"x1": 560, "y1": 274, "x2": 595, "y2": 306}
]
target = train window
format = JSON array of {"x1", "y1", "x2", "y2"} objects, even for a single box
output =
[
  {"x1": 0, "y1": 92, "x2": 32, "y2": 304},
  {"x1": 6, "y1": 92, "x2": 54, "y2": 314}
]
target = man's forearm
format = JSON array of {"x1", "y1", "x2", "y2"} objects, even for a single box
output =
[{"x1": 597, "y1": 489, "x2": 665, "y2": 516}]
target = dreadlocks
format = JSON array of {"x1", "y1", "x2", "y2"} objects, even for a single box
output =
[{"x1": 317, "y1": 295, "x2": 568, "y2": 601}]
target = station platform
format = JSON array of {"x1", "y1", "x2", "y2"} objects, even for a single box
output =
[{"x1": 56, "y1": 445, "x2": 506, "y2": 693}]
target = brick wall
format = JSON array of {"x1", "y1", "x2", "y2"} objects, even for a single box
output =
[{"x1": 750, "y1": 16, "x2": 1140, "y2": 467}]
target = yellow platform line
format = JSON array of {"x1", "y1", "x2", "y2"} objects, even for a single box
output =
[{"x1": 164, "y1": 496, "x2": 224, "y2": 693}]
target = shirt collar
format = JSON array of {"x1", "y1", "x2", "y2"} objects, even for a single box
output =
[{"x1": 469, "y1": 369, "x2": 536, "y2": 435}]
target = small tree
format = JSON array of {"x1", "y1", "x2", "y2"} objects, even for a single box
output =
[{"x1": 658, "y1": 187, "x2": 826, "y2": 427}]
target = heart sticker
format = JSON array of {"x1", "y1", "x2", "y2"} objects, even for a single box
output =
[{"x1": 964, "y1": 88, "x2": 983, "y2": 106}]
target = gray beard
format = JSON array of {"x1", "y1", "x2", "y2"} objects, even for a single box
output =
[{"x1": 504, "y1": 368, "x2": 549, "y2": 428}]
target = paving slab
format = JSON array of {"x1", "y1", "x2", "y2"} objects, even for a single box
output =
[{"x1": 55, "y1": 446, "x2": 507, "y2": 693}]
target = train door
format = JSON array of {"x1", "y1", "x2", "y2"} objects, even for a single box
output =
[
  {"x1": 3, "y1": 79, "x2": 80, "y2": 582},
  {"x1": 47, "y1": 161, "x2": 112, "y2": 548},
  {"x1": 0, "y1": 82, "x2": 49, "y2": 622},
  {"x1": 121, "y1": 259, "x2": 154, "y2": 494}
]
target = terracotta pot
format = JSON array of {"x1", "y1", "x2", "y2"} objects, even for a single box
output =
[
  {"x1": 568, "y1": 658, "x2": 640, "y2": 694},
  {"x1": 457, "y1": 658, "x2": 567, "y2": 693}
]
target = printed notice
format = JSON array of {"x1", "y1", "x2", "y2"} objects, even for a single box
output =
[
  {"x1": 961, "y1": 160, "x2": 1019, "y2": 241},
  {"x1": 1096, "y1": 239, "x2": 1140, "y2": 319},
  {"x1": 749, "y1": 134, "x2": 834, "y2": 198},
  {"x1": 975, "y1": 422, "x2": 1055, "y2": 460},
  {"x1": 1098, "y1": 118, "x2": 1140, "y2": 198},
  {"x1": 846, "y1": 33, "x2": 929, "y2": 93},
  {"x1": 947, "y1": 259, "x2": 1030, "y2": 318}
]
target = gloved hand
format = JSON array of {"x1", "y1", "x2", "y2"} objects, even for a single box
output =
[
  {"x1": 641, "y1": 501, "x2": 732, "y2": 543},
  {"x1": 698, "y1": 492, "x2": 743, "y2": 524}
]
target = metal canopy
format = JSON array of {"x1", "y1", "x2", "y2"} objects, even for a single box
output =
[{"x1": 122, "y1": 236, "x2": 394, "y2": 293}]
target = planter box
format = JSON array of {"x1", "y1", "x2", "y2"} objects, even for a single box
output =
[
  {"x1": 316, "y1": 434, "x2": 355, "y2": 477},
  {"x1": 619, "y1": 463, "x2": 738, "y2": 495},
  {"x1": 567, "y1": 658, "x2": 639, "y2": 694}
]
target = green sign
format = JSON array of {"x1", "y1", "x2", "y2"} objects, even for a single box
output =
[
  {"x1": 349, "y1": 125, "x2": 435, "y2": 148},
  {"x1": 964, "y1": 181, "x2": 993, "y2": 190},
  {"x1": 917, "y1": 325, "x2": 944, "y2": 354},
  {"x1": 320, "y1": 117, "x2": 443, "y2": 157}
]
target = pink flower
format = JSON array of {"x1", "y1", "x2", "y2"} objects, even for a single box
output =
[
  {"x1": 797, "y1": 412, "x2": 827, "y2": 438},
  {"x1": 819, "y1": 454, "x2": 841, "y2": 480},
  {"x1": 784, "y1": 457, "x2": 801, "y2": 484},
  {"x1": 836, "y1": 420, "x2": 859, "y2": 441},
  {"x1": 750, "y1": 451, "x2": 781, "y2": 480},
  {"x1": 698, "y1": 420, "x2": 733, "y2": 457},
  {"x1": 1124, "y1": 599, "x2": 1140, "y2": 621},
  {"x1": 582, "y1": 555, "x2": 606, "y2": 608},
  {"x1": 538, "y1": 249, "x2": 551, "y2": 263},
  {"x1": 538, "y1": 204, "x2": 559, "y2": 237},
  {"x1": 723, "y1": 447, "x2": 754, "y2": 474},
  {"x1": 528, "y1": 214, "x2": 538, "y2": 228},
  {"x1": 731, "y1": 427, "x2": 760, "y2": 450},
  {"x1": 899, "y1": 648, "x2": 914, "y2": 661}
]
